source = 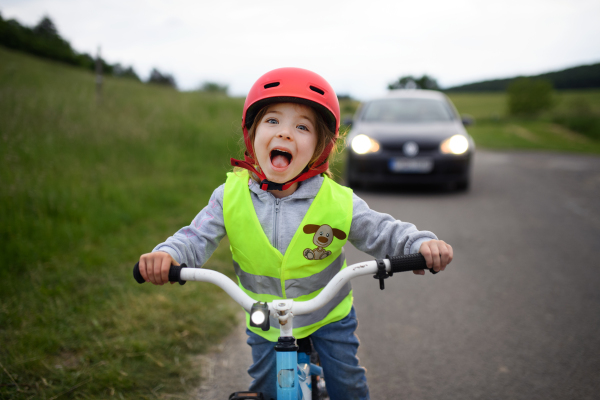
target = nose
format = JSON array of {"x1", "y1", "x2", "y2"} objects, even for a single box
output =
[
  {"x1": 277, "y1": 124, "x2": 292, "y2": 140},
  {"x1": 318, "y1": 237, "x2": 328, "y2": 244}
]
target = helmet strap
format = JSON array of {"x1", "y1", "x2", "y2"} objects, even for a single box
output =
[{"x1": 229, "y1": 155, "x2": 330, "y2": 192}]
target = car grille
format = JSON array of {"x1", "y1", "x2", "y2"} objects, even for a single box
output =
[{"x1": 380, "y1": 140, "x2": 439, "y2": 155}]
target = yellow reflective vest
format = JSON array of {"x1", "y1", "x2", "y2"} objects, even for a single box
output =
[{"x1": 223, "y1": 170, "x2": 354, "y2": 341}]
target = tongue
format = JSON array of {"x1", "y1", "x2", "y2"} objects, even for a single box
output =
[{"x1": 272, "y1": 155, "x2": 290, "y2": 168}]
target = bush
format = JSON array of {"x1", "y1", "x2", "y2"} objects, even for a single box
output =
[
  {"x1": 389, "y1": 74, "x2": 440, "y2": 90},
  {"x1": 113, "y1": 63, "x2": 141, "y2": 81},
  {"x1": 553, "y1": 97, "x2": 600, "y2": 140},
  {"x1": 198, "y1": 81, "x2": 228, "y2": 94},
  {"x1": 507, "y1": 78, "x2": 554, "y2": 115},
  {"x1": 148, "y1": 68, "x2": 177, "y2": 88}
]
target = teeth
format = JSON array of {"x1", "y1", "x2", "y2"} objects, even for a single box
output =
[{"x1": 273, "y1": 148, "x2": 290, "y2": 154}]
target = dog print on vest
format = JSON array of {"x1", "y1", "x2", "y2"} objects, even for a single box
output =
[{"x1": 302, "y1": 224, "x2": 347, "y2": 260}]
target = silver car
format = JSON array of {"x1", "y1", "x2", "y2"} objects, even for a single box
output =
[{"x1": 345, "y1": 89, "x2": 475, "y2": 190}]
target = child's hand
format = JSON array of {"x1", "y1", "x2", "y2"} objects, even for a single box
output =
[
  {"x1": 416, "y1": 240, "x2": 453, "y2": 275},
  {"x1": 138, "y1": 252, "x2": 180, "y2": 285}
]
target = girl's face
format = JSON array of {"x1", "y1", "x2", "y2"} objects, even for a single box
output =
[{"x1": 253, "y1": 103, "x2": 318, "y2": 184}]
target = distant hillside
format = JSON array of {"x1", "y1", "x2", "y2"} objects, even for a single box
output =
[
  {"x1": 445, "y1": 63, "x2": 600, "y2": 92},
  {"x1": 0, "y1": 12, "x2": 177, "y2": 86}
]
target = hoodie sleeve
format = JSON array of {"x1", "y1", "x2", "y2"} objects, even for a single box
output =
[
  {"x1": 152, "y1": 184, "x2": 226, "y2": 268},
  {"x1": 348, "y1": 192, "x2": 437, "y2": 258}
]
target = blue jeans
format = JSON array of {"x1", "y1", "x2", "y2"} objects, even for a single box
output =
[{"x1": 246, "y1": 306, "x2": 370, "y2": 400}]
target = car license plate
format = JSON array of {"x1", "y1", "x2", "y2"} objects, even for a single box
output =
[{"x1": 389, "y1": 158, "x2": 433, "y2": 173}]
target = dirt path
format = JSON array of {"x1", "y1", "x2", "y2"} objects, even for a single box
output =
[{"x1": 193, "y1": 310, "x2": 252, "y2": 399}]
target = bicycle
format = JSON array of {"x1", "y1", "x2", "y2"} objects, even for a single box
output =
[{"x1": 133, "y1": 253, "x2": 436, "y2": 400}]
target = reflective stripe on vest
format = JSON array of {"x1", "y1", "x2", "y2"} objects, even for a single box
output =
[
  {"x1": 233, "y1": 248, "x2": 346, "y2": 298},
  {"x1": 223, "y1": 170, "x2": 354, "y2": 341}
]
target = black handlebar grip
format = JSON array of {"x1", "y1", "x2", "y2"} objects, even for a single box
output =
[
  {"x1": 133, "y1": 262, "x2": 187, "y2": 285},
  {"x1": 387, "y1": 253, "x2": 438, "y2": 274},
  {"x1": 133, "y1": 262, "x2": 145, "y2": 283},
  {"x1": 168, "y1": 264, "x2": 187, "y2": 285}
]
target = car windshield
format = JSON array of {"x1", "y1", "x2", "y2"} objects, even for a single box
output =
[{"x1": 361, "y1": 98, "x2": 456, "y2": 123}]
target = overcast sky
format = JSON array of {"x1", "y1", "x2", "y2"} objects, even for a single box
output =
[{"x1": 2, "y1": 0, "x2": 599, "y2": 99}]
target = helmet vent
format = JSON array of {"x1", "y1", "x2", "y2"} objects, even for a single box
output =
[
  {"x1": 264, "y1": 82, "x2": 280, "y2": 89},
  {"x1": 309, "y1": 85, "x2": 325, "y2": 95}
]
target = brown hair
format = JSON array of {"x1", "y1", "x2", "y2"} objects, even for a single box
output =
[{"x1": 238, "y1": 103, "x2": 342, "y2": 181}]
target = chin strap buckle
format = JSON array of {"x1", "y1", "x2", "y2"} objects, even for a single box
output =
[
  {"x1": 260, "y1": 180, "x2": 285, "y2": 191},
  {"x1": 373, "y1": 259, "x2": 390, "y2": 290}
]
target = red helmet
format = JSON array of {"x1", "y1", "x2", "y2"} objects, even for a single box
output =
[{"x1": 230, "y1": 67, "x2": 340, "y2": 191}]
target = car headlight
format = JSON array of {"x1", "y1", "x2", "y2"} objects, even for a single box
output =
[
  {"x1": 440, "y1": 135, "x2": 469, "y2": 155},
  {"x1": 351, "y1": 134, "x2": 380, "y2": 154}
]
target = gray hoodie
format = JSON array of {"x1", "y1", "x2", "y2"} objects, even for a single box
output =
[{"x1": 154, "y1": 174, "x2": 437, "y2": 267}]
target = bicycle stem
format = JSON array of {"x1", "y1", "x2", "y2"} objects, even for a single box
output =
[{"x1": 272, "y1": 299, "x2": 295, "y2": 337}]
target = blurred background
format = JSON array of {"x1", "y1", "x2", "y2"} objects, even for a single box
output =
[{"x1": 1, "y1": 0, "x2": 599, "y2": 399}]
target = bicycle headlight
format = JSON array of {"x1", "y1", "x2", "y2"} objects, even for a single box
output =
[
  {"x1": 440, "y1": 135, "x2": 469, "y2": 155},
  {"x1": 250, "y1": 302, "x2": 270, "y2": 331},
  {"x1": 351, "y1": 134, "x2": 380, "y2": 154}
]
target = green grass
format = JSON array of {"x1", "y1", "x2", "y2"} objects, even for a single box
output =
[
  {"x1": 462, "y1": 118, "x2": 600, "y2": 153},
  {"x1": 2, "y1": 44, "x2": 599, "y2": 399},
  {"x1": 0, "y1": 46, "x2": 245, "y2": 399},
  {"x1": 447, "y1": 90, "x2": 600, "y2": 119},
  {"x1": 446, "y1": 91, "x2": 600, "y2": 153},
  {"x1": 446, "y1": 92, "x2": 508, "y2": 120}
]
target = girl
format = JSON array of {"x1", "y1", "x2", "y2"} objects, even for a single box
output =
[{"x1": 137, "y1": 68, "x2": 453, "y2": 400}]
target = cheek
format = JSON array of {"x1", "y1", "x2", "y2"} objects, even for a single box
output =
[
  {"x1": 300, "y1": 134, "x2": 318, "y2": 160},
  {"x1": 253, "y1": 132, "x2": 268, "y2": 158}
]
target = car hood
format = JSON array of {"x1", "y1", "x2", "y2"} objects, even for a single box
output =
[{"x1": 349, "y1": 121, "x2": 467, "y2": 142}]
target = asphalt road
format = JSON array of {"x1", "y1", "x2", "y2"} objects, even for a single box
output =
[{"x1": 196, "y1": 150, "x2": 600, "y2": 399}]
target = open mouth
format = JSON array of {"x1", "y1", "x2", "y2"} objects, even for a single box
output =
[{"x1": 270, "y1": 149, "x2": 292, "y2": 169}]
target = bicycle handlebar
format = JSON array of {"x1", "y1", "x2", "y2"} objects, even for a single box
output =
[
  {"x1": 133, "y1": 262, "x2": 187, "y2": 285},
  {"x1": 133, "y1": 263, "x2": 187, "y2": 285},
  {"x1": 387, "y1": 253, "x2": 436, "y2": 274},
  {"x1": 133, "y1": 254, "x2": 434, "y2": 315}
]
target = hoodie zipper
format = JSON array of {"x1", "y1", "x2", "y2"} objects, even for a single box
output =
[{"x1": 273, "y1": 198, "x2": 281, "y2": 250}]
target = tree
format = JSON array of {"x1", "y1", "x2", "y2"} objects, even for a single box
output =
[
  {"x1": 33, "y1": 16, "x2": 59, "y2": 37},
  {"x1": 198, "y1": 81, "x2": 228, "y2": 94},
  {"x1": 29, "y1": 15, "x2": 77, "y2": 65},
  {"x1": 113, "y1": 63, "x2": 141, "y2": 81},
  {"x1": 148, "y1": 68, "x2": 177, "y2": 88},
  {"x1": 507, "y1": 78, "x2": 554, "y2": 115},
  {"x1": 389, "y1": 74, "x2": 440, "y2": 90}
]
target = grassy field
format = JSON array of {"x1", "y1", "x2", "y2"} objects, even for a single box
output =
[
  {"x1": 447, "y1": 90, "x2": 600, "y2": 153},
  {"x1": 448, "y1": 90, "x2": 600, "y2": 120},
  {"x1": 1, "y1": 45, "x2": 599, "y2": 399},
  {"x1": 0, "y1": 46, "x2": 246, "y2": 399}
]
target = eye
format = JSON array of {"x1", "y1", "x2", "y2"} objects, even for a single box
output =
[
  {"x1": 297, "y1": 124, "x2": 309, "y2": 131},
  {"x1": 266, "y1": 118, "x2": 278, "y2": 124},
  {"x1": 326, "y1": 233, "x2": 330, "y2": 237},
  {"x1": 319, "y1": 232, "x2": 323, "y2": 235}
]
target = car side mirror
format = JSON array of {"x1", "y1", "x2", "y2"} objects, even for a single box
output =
[{"x1": 461, "y1": 114, "x2": 474, "y2": 127}]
